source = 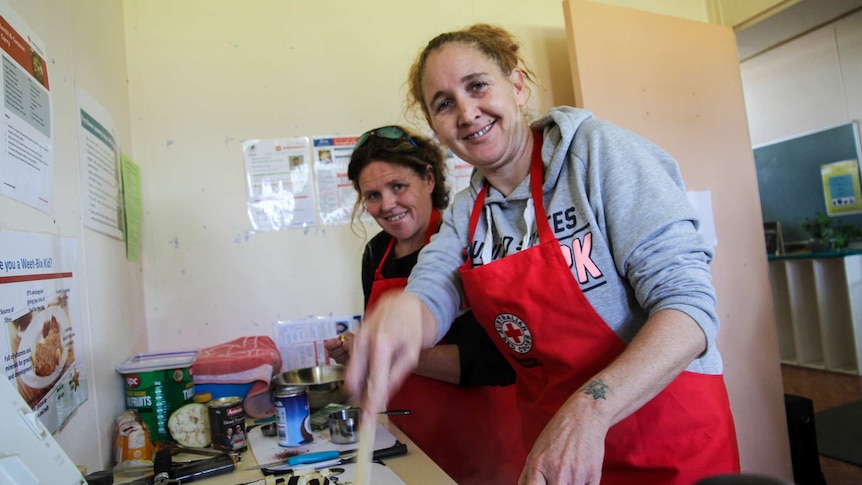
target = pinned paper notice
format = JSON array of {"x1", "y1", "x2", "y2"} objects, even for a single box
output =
[
  {"x1": 821, "y1": 159, "x2": 862, "y2": 216},
  {"x1": 687, "y1": 190, "x2": 717, "y2": 247}
]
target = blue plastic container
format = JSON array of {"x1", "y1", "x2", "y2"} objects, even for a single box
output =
[{"x1": 193, "y1": 382, "x2": 254, "y2": 401}]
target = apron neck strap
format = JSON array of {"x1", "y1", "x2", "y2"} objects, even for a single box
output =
[
  {"x1": 467, "y1": 130, "x2": 551, "y2": 264},
  {"x1": 529, "y1": 130, "x2": 553, "y2": 243},
  {"x1": 424, "y1": 209, "x2": 442, "y2": 245}
]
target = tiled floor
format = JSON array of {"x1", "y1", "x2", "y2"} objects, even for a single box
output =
[{"x1": 781, "y1": 364, "x2": 862, "y2": 485}]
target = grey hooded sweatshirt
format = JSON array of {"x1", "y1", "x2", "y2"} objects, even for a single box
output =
[{"x1": 406, "y1": 106, "x2": 722, "y2": 374}]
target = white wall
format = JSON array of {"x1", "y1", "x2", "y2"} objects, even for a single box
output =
[
  {"x1": 741, "y1": 9, "x2": 862, "y2": 146},
  {"x1": 592, "y1": 0, "x2": 710, "y2": 20},
  {"x1": 0, "y1": 0, "x2": 144, "y2": 474},
  {"x1": 122, "y1": 0, "x2": 580, "y2": 355}
]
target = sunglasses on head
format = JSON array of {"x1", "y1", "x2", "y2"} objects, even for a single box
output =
[{"x1": 355, "y1": 125, "x2": 418, "y2": 150}]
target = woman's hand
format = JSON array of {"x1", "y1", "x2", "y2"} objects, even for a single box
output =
[
  {"x1": 519, "y1": 396, "x2": 610, "y2": 485},
  {"x1": 345, "y1": 291, "x2": 437, "y2": 423},
  {"x1": 324, "y1": 332, "x2": 354, "y2": 365},
  {"x1": 519, "y1": 309, "x2": 707, "y2": 484}
]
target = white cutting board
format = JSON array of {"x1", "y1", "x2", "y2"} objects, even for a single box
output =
[
  {"x1": 246, "y1": 421, "x2": 397, "y2": 465},
  {"x1": 336, "y1": 462, "x2": 407, "y2": 485}
]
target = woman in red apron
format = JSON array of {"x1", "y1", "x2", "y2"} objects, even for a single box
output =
[
  {"x1": 325, "y1": 125, "x2": 526, "y2": 484},
  {"x1": 458, "y1": 131, "x2": 739, "y2": 484},
  {"x1": 346, "y1": 25, "x2": 740, "y2": 485}
]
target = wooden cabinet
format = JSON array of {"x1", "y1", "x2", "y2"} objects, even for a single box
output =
[{"x1": 769, "y1": 253, "x2": 862, "y2": 374}]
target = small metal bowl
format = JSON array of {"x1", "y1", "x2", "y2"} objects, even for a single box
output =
[{"x1": 328, "y1": 408, "x2": 360, "y2": 444}]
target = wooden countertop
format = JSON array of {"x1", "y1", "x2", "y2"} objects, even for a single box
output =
[{"x1": 113, "y1": 416, "x2": 455, "y2": 485}]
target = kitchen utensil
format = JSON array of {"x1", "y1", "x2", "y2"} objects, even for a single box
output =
[
  {"x1": 354, "y1": 417, "x2": 376, "y2": 485},
  {"x1": 247, "y1": 449, "x2": 345, "y2": 470},
  {"x1": 170, "y1": 453, "x2": 236, "y2": 482},
  {"x1": 152, "y1": 449, "x2": 172, "y2": 485},
  {"x1": 328, "y1": 408, "x2": 411, "y2": 444},
  {"x1": 247, "y1": 441, "x2": 408, "y2": 471},
  {"x1": 329, "y1": 408, "x2": 361, "y2": 444},
  {"x1": 377, "y1": 409, "x2": 411, "y2": 416}
]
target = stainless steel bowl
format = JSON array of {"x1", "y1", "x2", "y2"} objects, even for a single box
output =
[
  {"x1": 272, "y1": 365, "x2": 347, "y2": 411},
  {"x1": 328, "y1": 408, "x2": 360, "y2": 444},
  {"x1": 272, "y1": 365, "x2": 345, "y2": 386}
]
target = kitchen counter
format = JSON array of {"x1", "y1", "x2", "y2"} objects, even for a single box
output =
[
  {"x1": 768, "y1": 248, "x2": 862, "y2": 260},
  {"x1": 113, "y1": 416, "x2": 456, "y2": 485}
]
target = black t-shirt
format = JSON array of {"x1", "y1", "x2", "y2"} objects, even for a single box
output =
[{"x1": 361, "y1": 230, "x2": 515, "y2": 387}]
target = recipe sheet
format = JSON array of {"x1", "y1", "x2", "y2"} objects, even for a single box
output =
[
  {"x1": 0, "y1": 231, "x2": 87, "y2": 432},
  {"x1": 274, "y1": 315, "x2": 361, "y2": 371},
  {"x1": 0, "y1": 0, "x2": 54, "y2": 213},
  {"x1": 242, "y1": 137, "x2": 317, "y2": 231}
]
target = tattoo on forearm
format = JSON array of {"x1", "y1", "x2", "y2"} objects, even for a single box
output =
[{"x1": 583, "y1": 378, "x2": 608, "y2": 400}]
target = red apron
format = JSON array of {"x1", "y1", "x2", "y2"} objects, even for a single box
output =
[
  {"x1": 367, "y1": 210, "x2": 527, "y2": 485},
  {"x1": 458, "y1": 131, "x2": 740, "y2": 485}
]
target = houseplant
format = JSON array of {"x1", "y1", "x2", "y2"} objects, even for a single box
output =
[{"x1": 801, "y1": 212, "x2": 862, "y2": 251}]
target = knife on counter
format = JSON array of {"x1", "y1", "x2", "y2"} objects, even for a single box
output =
[
  {"x1": 246, "y1": 441, "x2": 407, "y2": 471},
  {"x1": 152, "y1": 449, "x2": 173, "y2": 485}
]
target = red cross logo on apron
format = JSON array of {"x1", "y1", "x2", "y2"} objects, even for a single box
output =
[{"x1": 494, "y1": 313, "x2": 532, "y2": 354}]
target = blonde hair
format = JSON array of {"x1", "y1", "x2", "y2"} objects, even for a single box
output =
[{"x1": 406, "y1": 24, "x2": 537, "y2": 120}]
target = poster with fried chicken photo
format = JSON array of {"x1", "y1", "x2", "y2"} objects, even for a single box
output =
[{"x1": 0, "y1": 231, "x2": 87, "y2": 433}]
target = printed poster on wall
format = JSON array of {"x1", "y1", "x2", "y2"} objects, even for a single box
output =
[
  {"x1": 686, "y1": 190, "x2": 718, "y2": 247},
  {"x1": 0, "y1": 1, "x2": 54, "y2": 213},
  {"x1": 242, "y1": 137, "x2": 317, "y2": 231},
  {"x1": 821, "y1": 159, "x2": 862, "y2": 216},
  {"x1": 0, "y1": 231, "x2": 87, "y2": 433},
  {"x1": 77, "y1": 89, "x2": 124, "y2": 240},
  {"x1": 313, "y1": 135, "x2": 360, "y2": 226}
]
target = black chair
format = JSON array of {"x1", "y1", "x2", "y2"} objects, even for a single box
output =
[{"x1": 784, "y1": 394, "x2": 826, "y2": 485}]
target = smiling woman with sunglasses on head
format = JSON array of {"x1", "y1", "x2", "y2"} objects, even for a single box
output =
[
  {"x1": 345, "y1": 25, "x2": 740, "y2": 485},
  {"x1": 323, "y1": 125, "x2": 526, "y2": 484}
]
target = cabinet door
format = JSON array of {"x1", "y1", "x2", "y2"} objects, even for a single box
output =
[{"x1": 562, "y1": 0, "x2": 785, "y2": 476}]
